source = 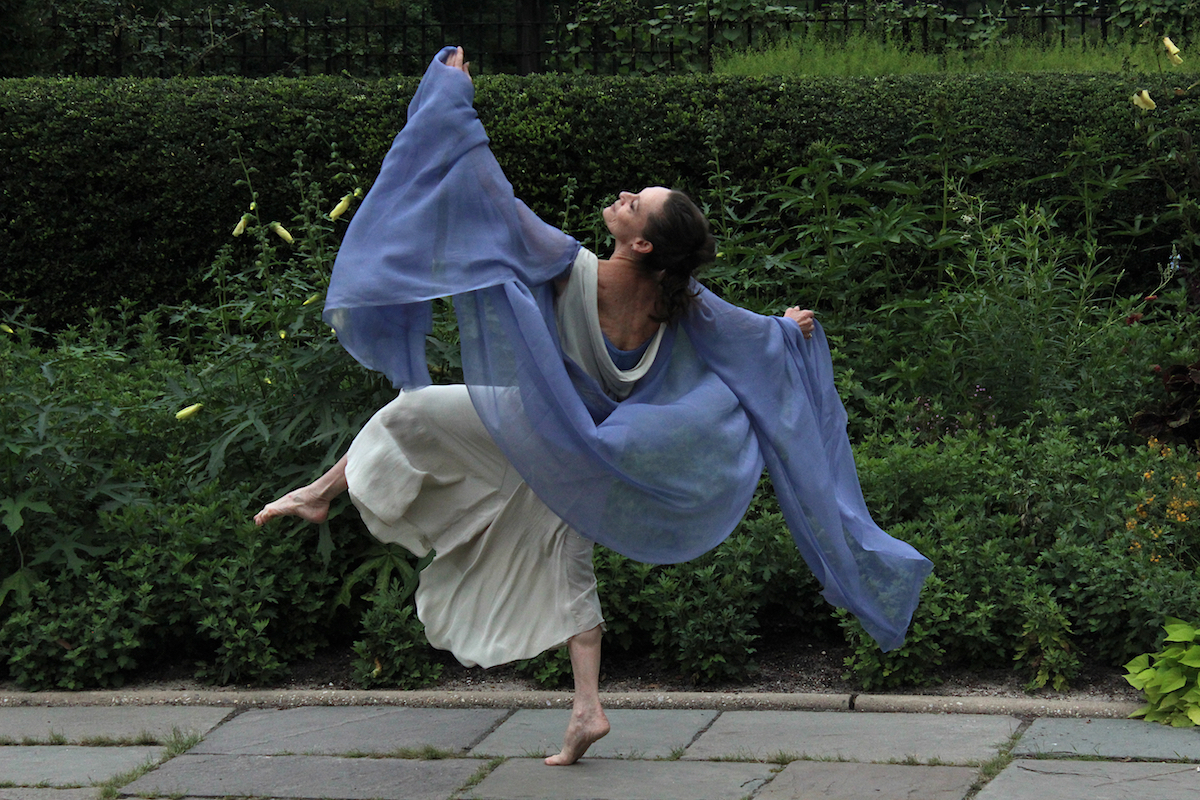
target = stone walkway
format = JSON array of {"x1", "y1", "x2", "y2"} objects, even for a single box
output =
[{"x1": 1, "y1": 690, "x2": 1197, "y2": 799}]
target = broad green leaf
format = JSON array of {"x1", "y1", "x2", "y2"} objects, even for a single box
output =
[
  {"x1": 1180, "y1": 646, "x2": 1200, "y2": 668},
  {"x1": 0, "y1": 567, "x2": 38, "y2": 608},
  {"x1": 1188, "y1": 706, "x2": 1200, "y2": 726},
  {"x1": 1126, "y1": 667, "x2": 1155, "y2": 691},
  {"x1": 1164, "y1": 622, "x2": 1197, "y2": 642},
  {"x1": 1129, "y1": 703, "x2": 1151, "y2": 719},
  {"x1": 1160, "y1": 668, "x2": 1188, "y2": 695},
  {"x1": 1124, "y1": 654, "x2": 1150, "y2": 674}
]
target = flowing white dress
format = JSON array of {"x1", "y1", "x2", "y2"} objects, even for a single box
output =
[{"x1": 344, "y1": 249, "x2": 656, "y2": 668}]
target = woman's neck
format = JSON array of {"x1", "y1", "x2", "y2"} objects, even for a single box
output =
[{"x1": 595, "y1": 256, "x2": 662, "y2": 350}]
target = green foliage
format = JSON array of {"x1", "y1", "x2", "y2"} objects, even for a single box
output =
[
  {"x1": 0, "y1": 572, "x2": 153, "y2": 690},
  {"x1": 1125, "y1": 617, "x2": 1200, "y2": 727},
  {"x1": 351, "y1": 576, "x2": 443, "y2": 689},
  {"x1": 2, "y1": 70, "x2": 1190, "y2": 328},
  {"x1": 6, "y1": 56, "x2": 1200, "y2": 694},
  {"x1": 1013, "y1": 586, "x2": 1082, "y2": 692}
]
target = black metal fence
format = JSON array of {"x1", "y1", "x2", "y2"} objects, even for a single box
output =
[{"x1": 41, "y1": 3, "x2": 1188, "y2": 79}]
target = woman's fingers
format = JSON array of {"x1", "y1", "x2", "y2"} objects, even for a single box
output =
[{"x1": 785, "y1": 306, "x2": 815, "y2": 338}]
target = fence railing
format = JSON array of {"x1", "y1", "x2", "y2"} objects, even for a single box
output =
[{"x1": 37, "y1": 3, "x2": 1190, "y2": 79}]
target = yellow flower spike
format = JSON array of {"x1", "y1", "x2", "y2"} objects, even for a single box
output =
[
  {"x1": 232, "y1": 213, "x2": 250, "y2": 236},
  {"x1": 0, "y1": 323, "x2": 13, "y2": 334},
  {"x1": 1165, "y1": 37, "x2": 1181, "y2": 56},
  {"x1": 1132, "y1": 89, "x2": 1157, "y2": 110},
  {"x1": 270, "y1": 222, "x2": 294, "y2": 244},
  {"x1": 303, "y1": 293, "x2": 321, "y2": 306},
  {"x1": 1170, "y1": 52, "x2": 1184, "y2": 66},
  {"x1": 175, "y1": 403, "x2": 203, "y2": 420}
]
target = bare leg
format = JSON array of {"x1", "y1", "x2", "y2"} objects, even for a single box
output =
[
  {"x1": 253, "y1": 455, "x2": 349, "y2": 526},
  {"x1": 545, "y1": 625, "x2": 609, "y2": 766}
]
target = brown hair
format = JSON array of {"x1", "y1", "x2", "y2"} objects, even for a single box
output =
[{"x1": 640, "y1": 190, "x2": 716, "y2": 324}]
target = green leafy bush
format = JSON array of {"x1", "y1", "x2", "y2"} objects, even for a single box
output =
[
  {"x1": 1125, "y1": 617, "x2": 1200, "y2": 727},
  {"x1": 0, "y1": 572, "x2": 153, "y2": 690},
  {"x1": 2, "y1": 71, "x2": 1188, "y2": 328},
  {"x1": 351, "y1": 577, "x2": 443, "y2": 689}
]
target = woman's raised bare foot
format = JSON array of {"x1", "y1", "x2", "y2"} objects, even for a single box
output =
[
  {"x1": 253, "y1": 486, "x2": 330, "y2": 526},
  {"x1": 544, "y1": 706, "x2": 610, "y2": 766}
]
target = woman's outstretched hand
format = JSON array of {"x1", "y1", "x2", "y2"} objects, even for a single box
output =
[
  {"x1": 785, "y1": 307, "x2": 815, "y2": 339},
  {"x1": 446, "y1": 46, "x2": 471, "y2": 79}
]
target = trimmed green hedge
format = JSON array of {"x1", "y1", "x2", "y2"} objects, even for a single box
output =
[{"x1": 1, "y1": 70, "x2": 1195, "y2": 326}]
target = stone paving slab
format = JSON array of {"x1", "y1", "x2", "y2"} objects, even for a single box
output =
[
  {"x1": 974, "y1": 758, "x2": 1200, "y2": 800},
  {"x1": 0, "y1": 708, "x2": 230, "y2": 744},
  {"x1": 755, "y1": 761, "x2": 980, "y2": 800},
  {"x1": 1014, "y1": 718, "x2": 1200, "y2": 760},
  {"x1": 122, "y1": 753, "x2": 488, "y2": 800},
  {"x1": 470, "y1": 709, "x2": 718, "y2": 759},
  {"x1": 0, "y1": 746, "x2": 165, "y2": 787},
  {"x1": 190, "y1": 707, "x2": 510, "y2": 755},
  {"x1": 683, "y1": 711, "x2": 1020, "y2": 764},
  {"x1": 459, "y1": 758, "x2": 775, "y2": 800},
  {"x1": 0, "y1": 789, "x2": 101, "y2": 800}
]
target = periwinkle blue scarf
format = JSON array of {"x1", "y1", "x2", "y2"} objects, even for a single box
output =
[{"x1": 325, "y1": 47, "x2": 932, "y2": 652}]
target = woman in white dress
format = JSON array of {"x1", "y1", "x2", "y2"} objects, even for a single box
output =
[{"x1": 255, "y1": 48, "x2": 815, "y2": 766}]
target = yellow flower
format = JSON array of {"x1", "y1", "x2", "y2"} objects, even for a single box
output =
[
  {"x1": 1132, "y1": 90, "x2": 1157, "y2": 110},
  {"x1": 0, "y1": 323, "x2": 13, "y2": 334},
  {"x1": 270, "y1": 222, "x2": 294, "y2": 244},
  {"x1": 279, "y1": 330, "x2": 287, "y2": 339},
  {"x1": 303, "y1": 293, "x2": 321, "y2": 306},
  {"x1": 1165, "y1": 37, "x2": 1181, "y2": 56},
  {"x1": 1170, "y1": 52, "x2": 1184, "y2": 66},
  {"x1": 232, "y1": 214, "x2": 250, "y2": 236},
  {"x1": 329, "y1": 194, "x2": 353, "y2": 221},
  {"x1": 175, "y1": 403, "x2": 203, "y2": 420}
]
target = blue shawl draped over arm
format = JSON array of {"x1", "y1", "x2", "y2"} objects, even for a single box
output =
[{"x1": 324, "y1": 47, "x2": 932, "y2": 652}]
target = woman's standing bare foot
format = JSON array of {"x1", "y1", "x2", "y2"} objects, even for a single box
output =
[
  {"x1": 545, "y1": 702, "x2": 610, "y2": 766},
  {"x1": 253, "y1": 455, "x2": 349, "y2": 526},
  {"x1": 544, "y1": 625, "x2": 608, "y2": 765}
]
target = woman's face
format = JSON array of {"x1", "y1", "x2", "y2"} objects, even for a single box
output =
[{"x1": 602, "y1": 186, "x2": 670, "y2": 246}]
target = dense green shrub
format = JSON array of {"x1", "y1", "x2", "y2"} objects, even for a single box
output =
[
  {"x1": 3, "y1": 71, "x2": 1196, "y2": 327},
  {"x1": 4, "y1": 88, "x2": 1200, "y2": 692}
]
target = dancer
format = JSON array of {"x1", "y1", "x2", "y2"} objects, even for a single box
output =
[{"x1": 256, "y1": 46, "x2": 931, "y2": 766}]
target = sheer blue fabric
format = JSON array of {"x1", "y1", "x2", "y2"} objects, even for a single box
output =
[{"x1": 325, "y1": 47, "x2": 932, "y2": 652}]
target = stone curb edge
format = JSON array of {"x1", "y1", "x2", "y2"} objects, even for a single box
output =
[{"x1": 0, "y1": 689, "x2": 1141, "y2": 718}]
